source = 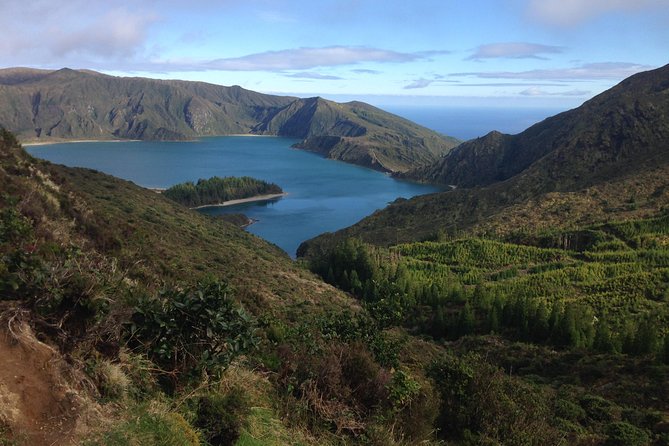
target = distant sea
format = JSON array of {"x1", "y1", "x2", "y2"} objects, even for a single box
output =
[{"x1": 385, "y1": 106, "x2": 566, "y2": 140}]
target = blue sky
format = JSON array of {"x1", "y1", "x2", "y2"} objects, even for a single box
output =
[{"x1": 2, "y1": 0, "x2": 668, "y2": 108}]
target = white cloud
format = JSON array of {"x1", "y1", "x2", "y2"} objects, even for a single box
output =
[
  {"x1": 519, "y1": 87, "x2": 590, "y2": 96},
  {"x1": 404, "y1": 78, "x2": 434, "y2": 89},
  {"x1": 284, "y1": 72, "x2": 344, "y2": 80},
  {"x1": 351, "y1": 69, "x2": 382, "y2": 75},
  {"x1": 453, "y1": 62, "x2": 653, "y2": 81},
  {"x1": 51, "y1": 8, "x2": 156, "y2": 58},
  {"x1": 468, "y1": 42, "x2": 563, "y2": 60},
  {"x1": 527, "y1": 0, "x2": 668, "y2": 26},
  {"x1": 0, "y1": 1, "x2": 156, "y2": 63},
  {"x1": 202, "y1": 46, "x2": 420, "y2": 71}
]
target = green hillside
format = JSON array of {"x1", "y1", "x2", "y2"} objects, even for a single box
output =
[
  {"x1": 2, "y1": 102, "x2": 669, "y2": 445},
  {"x1": 0, "y1": 68, "x2": 457, "y2": 172},
  {"x1": 302, "y1": 64, "x2": 669, "y2": 250},
  {"x1": 3, "y1": 64, "x2": 669, "y2": 446},
  {"x1": 405, "y1": 62, "x2": 669, "y2": 189},
  {"x1": 256, "y1": 97, "x2": 459, "y2": 172}
]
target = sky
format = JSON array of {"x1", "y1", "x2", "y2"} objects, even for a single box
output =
[{"x1": 2, "y1": 0, "x2": 668, "y2": 108}]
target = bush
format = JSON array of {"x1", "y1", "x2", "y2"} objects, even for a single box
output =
[
  {"x1": 580, "y1": 395, "x2": 621, "y2": 422},
  {"x1": 128, "y1": 279, "x2": 258, "y2": 379},
  {"x1": 428, "y1": 352, "x2": 560, "y2": 444},
  {"x1": 555, "y1": 398, "x2": 586, "y2": 422},
  {"x1": 605, "y1": 421, "x2": 650, "y2": 446}
]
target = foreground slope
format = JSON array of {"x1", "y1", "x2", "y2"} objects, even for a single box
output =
[
  {"x1": 301, "y1": 64, "x2": 669, "y2": 251},
  {"x1": 0, "y1": 68, "x2": 457, "y2": 172},
  {"x1": 0, "y1": 128, "x2": 349, "y2": 443}
]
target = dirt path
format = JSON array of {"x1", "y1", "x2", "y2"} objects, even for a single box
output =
[{"x1": 0, "y1": 317, "x2": 83, "y2": 445}]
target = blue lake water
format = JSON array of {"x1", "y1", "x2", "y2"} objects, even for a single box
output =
[{"x1": 27, "y1": 137, "x2": 442, "y2": 257}]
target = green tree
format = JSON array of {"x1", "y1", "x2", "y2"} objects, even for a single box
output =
[{"x1": 456, "y1": 302, "x2": 475, "y2": 337}]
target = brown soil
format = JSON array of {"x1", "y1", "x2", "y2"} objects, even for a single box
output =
[{"x1": 0, "y1": 312, "x2": 88, "y2": 445}]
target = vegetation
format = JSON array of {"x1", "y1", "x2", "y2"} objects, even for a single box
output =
[
  {"x1": 128, "y1": 279, "x2": 259, "y2": 380},
  {"x1": 2, "y1": 63, "x2": 669, "y2": 446},
  {"x1": 302, "y1": 63, "x2": 669, "y2": 249},
  {"x1": 0, "y1": 68, "x2": 457, "y2": 172},
  {"x1": 306, "y1": 215, "x2": 669, "y2": 443},
  {"x1": 163, "y1": 176, "x2": 283, "y2": 208},
  {"x1": 310, "y1": 218, "x2": 669, "y2": 356}
]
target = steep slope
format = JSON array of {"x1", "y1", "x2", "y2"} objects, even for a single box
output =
[
  {"x1": 408, "y1": 63, "x2": 669, "y2": 189},
  {"x1": 300, "y1": 63, "x2": 669, "y2": 252},
  {"x1": 0, "y1": 127, "x2": 359, "y2": 443},
  {"x1": 255, "y1": 97, "x2": 459, "y2": 172},
  {"x1": 0, "y1": 68, "x2": 293, "y2": 141},
  {"x1": 0, "y1": 68, "x2": 457, "y2": 172}
]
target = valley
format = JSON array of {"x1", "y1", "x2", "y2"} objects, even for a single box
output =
[{"x1": 1, "y1": 63, "x2": 668, "y2": 446}]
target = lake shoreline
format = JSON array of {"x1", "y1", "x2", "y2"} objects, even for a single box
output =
[
  {"x1": 27, "y1": 136, "x2": 439, "y2": 256},
  {"x1": 22, "y1": 139, "x2": 143, "y2": 147},
  {"x1": 149, "y1": 189, "x2": 288, "y2": 209},
  {"x1": 190, "y1": 193, "x2": 288, "y2": 209},
  {"x1": 21, "y1": 133, "x2": 278, "y2": 147}
]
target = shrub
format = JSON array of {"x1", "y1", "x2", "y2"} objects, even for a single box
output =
[
  {"x1": 428, "y1": 352, "x2": 560, "y2": 444},
  {"x1": 128, "y1": 279, "x2": 258, "y2": 379},
  {"x1": 555, "y1": 398, "x2": 586, "y2": 422},
  {"x1": 605, "y1": 421, "x2": 650, "y2": 446},
  {"x1": 580, "y1": 395, "x2": 621, "y2": 422}
]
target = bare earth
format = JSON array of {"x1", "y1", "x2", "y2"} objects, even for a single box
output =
[{"x1": 0, "y1": 315, "x2": 91, "y2": 445}]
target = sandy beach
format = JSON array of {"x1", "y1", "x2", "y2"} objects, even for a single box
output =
[{"x1": 190, "y1": 193, "x2": 288, "y2": 209}]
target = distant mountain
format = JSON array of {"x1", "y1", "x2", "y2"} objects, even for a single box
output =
[
  {"x1": 405, "y1": 63, "x2": 669, "y2": 189},
  {"x1": 255, "y1": 97, "x2": 458, "y2": 172},
  {"x1": 300, "y1": 63, "x2": 669, "y2": 252},
  {"x1": 0, "y1": 68, "x2": 458, "y2": 172}
]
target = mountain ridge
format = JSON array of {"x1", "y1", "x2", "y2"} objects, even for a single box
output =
[
  {"x1": 0, "y1": 67, "x2": 458, "y2": 172},
  {"x1": 404, "y1": 63, "x2": 669, "y2": 188},
  {"x1": 300, "y1": 63, "x2": 669, "y2": 253}
]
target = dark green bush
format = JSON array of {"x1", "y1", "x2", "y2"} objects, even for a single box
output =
[
  {"x1": 555, "y1": 398, "x2": 587, "y2": 422},
  {"x1": 128, "y1": 279, "x2": 258, "y2": 378},
  {"x1": 428, "y1": 352, "x2": 560, "y2": 445},
  {"x1": 580, "y1": 395, "x2": 621, "y2": 422},
  {"x1": 605, "y1": 421, "x2": 650, "y2": 446}
]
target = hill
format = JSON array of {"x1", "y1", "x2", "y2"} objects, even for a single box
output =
[
  {"x1": 0, "y1": 68, "x2": 457, "y2": 172},
  {"x1": 255, "y1": 97, "x2": 459, "y2": 172},
  {"x1": 406, "y1": 62, "x2": 669, "y2": 189},
  {"x1": 300, "y1": 63, "x2": 669, "y2": 251},
  {"x1": 2, "y1": 103, "x2": 669, "y2": 446}
]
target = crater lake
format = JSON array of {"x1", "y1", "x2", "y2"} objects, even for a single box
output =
[{"x1": 27, "y1": 136, "x2": 441, "y2": 256}]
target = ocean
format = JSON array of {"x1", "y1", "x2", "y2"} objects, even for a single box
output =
[{"x1": 385, "y1": 106, "x2": 566, "y2": 141}]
